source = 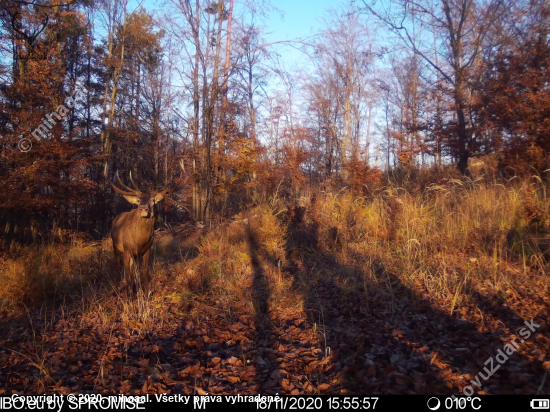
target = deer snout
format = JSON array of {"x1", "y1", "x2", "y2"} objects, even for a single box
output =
[{"x1": 139, "y1": 205, "x2": 150, "y2": 217}]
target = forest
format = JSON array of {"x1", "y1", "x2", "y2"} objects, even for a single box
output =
[{"x1": 0, "y1": 0, "x2": 549, "y2": 396}]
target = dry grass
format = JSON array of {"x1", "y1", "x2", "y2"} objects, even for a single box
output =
[
  {"x1": 1, "y1": 172, "x2": 549, "y2": 396},
  {"x1": 1, "y1": 174, "x2": 548, "y2": 329},
  {"x1": 167, "y1": 204, "x2": 293, "y2": 321},
  {"x1": 0, "y1": 239, "x2": 112, "y2": 316},
  {"x1": 312, "y1": 175, "x2": 549, "y2": 316}
]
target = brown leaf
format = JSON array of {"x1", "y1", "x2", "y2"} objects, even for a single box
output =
[
  {"x1": 120, "y1": 380, "x2": 132, "y2": 394},
  {"x1": 58, "y1": 387, "x2": 71, "y2": 395},
  {"x1": 227, "y1": 376, "x2": 240, "y2": 384},
  {"x1": 366, "y1": 366, "x2": 376, "y2": 377},
  {"x1": 430, "y1": 351, "x2": 439, "y2": 365},
  {"x1": 412, "y1": 372, "x2": 424, "y2": 384}
]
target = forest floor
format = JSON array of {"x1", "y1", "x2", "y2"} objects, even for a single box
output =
[{"x1": 1, "y1": 180, "x2": 550, "y2": 395}]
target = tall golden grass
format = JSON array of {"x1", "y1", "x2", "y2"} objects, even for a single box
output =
[{"x1": 1, "y1": 174, "x2": 548, "y2": 324}]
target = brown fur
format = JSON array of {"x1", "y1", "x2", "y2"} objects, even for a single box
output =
[
  {"x1": 107, "y1": 172, "x2": 182, "y2": 294},
  {"x1": 111, "y1": 203, "x2": 156, "y2": 294}
]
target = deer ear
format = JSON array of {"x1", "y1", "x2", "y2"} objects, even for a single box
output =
[
  {"x1": 154, "y1": 191, "x2": 166, "y2": 203},
  {"x1": 123, "y1": 195, "x2": 140, "y2": 205}
]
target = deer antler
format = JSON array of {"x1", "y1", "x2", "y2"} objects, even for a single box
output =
[
  {"x1": 104, "y1": 166, "x2": 141, "y2": 197},
  {"x1": 109, "y1": 176, "x2": 140, "y2": 197},
  {"x1": 116, "y1": 172, "x2": 142, "y2": 195},
  {"x1": 154, "y1": 174, "x2": 192, "y2": 199},
  {"x1": 129, "y1": 171, "x2": 141, "y2": 192}
]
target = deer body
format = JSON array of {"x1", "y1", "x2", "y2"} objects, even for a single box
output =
[
  {"x1": 111, "y1": 209, "x2": 155, "y2": 293},
  {"x1": 107, "y1": 171, "x2": 182, "y2": 294},
  {"x1": 111, "y1": 209, "x2": 155, "y2": 256}
]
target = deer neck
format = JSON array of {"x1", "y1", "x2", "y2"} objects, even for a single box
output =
[{"x1": 132, "y1": 209, "x2": 156, "y2": 236}]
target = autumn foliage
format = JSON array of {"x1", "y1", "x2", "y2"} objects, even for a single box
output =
[{"x1": 1, "y1": 0, "x2": 550, "y2": 397}]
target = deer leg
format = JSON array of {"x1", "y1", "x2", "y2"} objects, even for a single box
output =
[
  {"x1": 141, "y1": 249, "x2": 151, "y2": 296},
  {"x1": 113, "y1": 247, "x2": 123, "y2": 282},
  {"x1": 122, "y1": 250, "x2": 132, "y2": 292}
]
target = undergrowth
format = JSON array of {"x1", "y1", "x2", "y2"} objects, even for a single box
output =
[{"x1": 0, "y1": 174, "x2": 548, "y2": 329}]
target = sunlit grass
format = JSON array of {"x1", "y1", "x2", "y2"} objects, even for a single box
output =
[{"x1": 1, "y1": 173, "x2": 548, "y2": 327}]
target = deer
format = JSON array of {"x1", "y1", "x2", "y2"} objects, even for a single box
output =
[{"x1": 106, "y1": 170, "x2": 183, "y2": 295}]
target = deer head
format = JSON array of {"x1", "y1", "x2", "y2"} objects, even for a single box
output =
[{"x1": 107, "y1": 172, "x2": 180, "y2": 218}]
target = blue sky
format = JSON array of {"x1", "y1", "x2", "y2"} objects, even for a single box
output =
[
  {"x1": 262, "y1": 0, "x2": 348, "y2": 67},
  {"x1": 139, "y1": 0, "x2": 350, "y2": 67},
  {"x1": 264, "y1": 0, "x2": 345, "y2": 39}
]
